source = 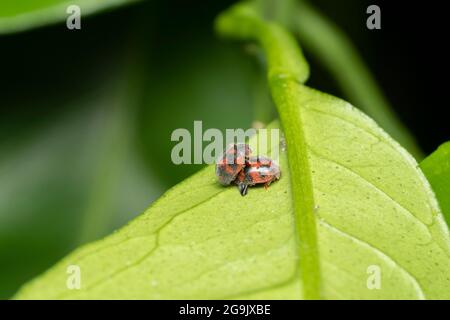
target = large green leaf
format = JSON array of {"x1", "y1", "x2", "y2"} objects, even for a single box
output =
[
  {"x1": 0, "y1": 0, "x2": 139, "y2": 34},
  {"x1": 420, "y1": 142, "x2": 450, "y2": 227},
  {"x1": 15, "y1": 86, "x2": 450, "y2": 299},
  {"x1": 13, "y1": 0, "x2": 450, "y2": 300}
]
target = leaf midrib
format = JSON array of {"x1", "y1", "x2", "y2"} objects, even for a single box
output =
[{"x1": 216, "y1": 3, "x2": 322, "y2": 298}]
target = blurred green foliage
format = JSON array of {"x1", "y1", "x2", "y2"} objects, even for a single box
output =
[
  {"x1": 294, "y1": 0, "x2": 423, "y2": 159},
  {"x1": 0, "y1": 0, "x2": 139, "y2": 34}
]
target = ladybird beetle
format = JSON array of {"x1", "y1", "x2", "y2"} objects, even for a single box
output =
[
  {"x1": 215, "y1": 143, "x2": 252, "y2": 185},
  {"x1": 234, "y1": 156, "x2": 281, "y2": 196}
]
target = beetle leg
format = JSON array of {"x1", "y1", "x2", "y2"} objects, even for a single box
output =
[
  {"x1": 264, "y1": 181, "x2": 271, "y2": 190},
  {"x1": 238, "y1": 183, "x2": 249, "y2": 196}
]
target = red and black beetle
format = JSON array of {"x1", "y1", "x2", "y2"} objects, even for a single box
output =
[
  {"x1": 234, "y1": 155, "x2": 281, "y2": 196},
  {"x1": 215, "y1": 143, "x2": 252, "y2": 186}
]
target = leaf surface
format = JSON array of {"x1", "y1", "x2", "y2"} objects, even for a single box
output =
[{"x1": 15, "y1": 89, "x2": 450, "y2": 299}]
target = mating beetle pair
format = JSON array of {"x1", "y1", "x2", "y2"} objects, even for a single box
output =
[{"x1": 216, "y1": 143, "x2": 281, "y2": 196}]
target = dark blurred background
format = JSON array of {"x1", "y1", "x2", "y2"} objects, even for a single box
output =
[{"x1": 0, "y1": 0, "x2": 448, "y2": 298}]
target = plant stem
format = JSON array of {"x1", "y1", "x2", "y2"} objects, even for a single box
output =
[
  {"x1": 216, "y1": 3, "x2": 321, "y2": 299},
  {"x1": 250, "y1": 0, "x2": 294, "y2": 126},
  {"x1": 293, "y1": 0, "x2": 424, "y2": 159}
]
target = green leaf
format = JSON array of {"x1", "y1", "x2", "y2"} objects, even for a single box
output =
[
  {"x1": 14, "y1": 0, "x2": 450, "y2": 301},
  {"x1": 420, "y1": 142, "x2": 450, "y2": 227},
  {"x1": 15, "y1": 104, "x2": 450, "y2": 299},
  {"x1": 0, "y1": 0, "x2": 139, "y2": 34}
]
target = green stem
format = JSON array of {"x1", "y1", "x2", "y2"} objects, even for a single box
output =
[
  {"x1": 293, "y1": 1, "x2": 424, "y2": 159},
  {"x1": 216, "y1": 3, "x2": 321, "y2": 299},
  {"x1": 250, "y1": 0, "x2": 296, "y2": 126}
]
